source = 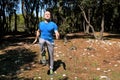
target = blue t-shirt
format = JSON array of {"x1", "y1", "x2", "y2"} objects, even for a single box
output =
[{"x1": 38, "y1": 21, "x2": 58, "y2": 43}]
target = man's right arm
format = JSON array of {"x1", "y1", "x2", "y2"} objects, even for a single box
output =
[{"x1": 33, "y1": 29, "x2": 40, "y2": 44}]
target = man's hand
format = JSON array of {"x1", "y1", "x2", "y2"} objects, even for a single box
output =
[{"x1": 32, "y1": 38, "x2": 38, "y2": 44}]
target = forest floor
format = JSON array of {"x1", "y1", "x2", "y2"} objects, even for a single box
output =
[{"x1": 0, "y1": 32, "x2": 120, "y2": 80}]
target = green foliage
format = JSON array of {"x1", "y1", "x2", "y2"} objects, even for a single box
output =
[
  {"x1": 80, "y1": 0, "x2": 97, "y2": 8},
  {"x1": 18, "y1": 14, "x2": 24, "y2": 25},
  {"x1": 59, "y1": 17, "x2": 77, "y2": 37},
  {"x1": 59, "y1": 23, "x2": 70, "y2": 36},
  {"x1": 17, "y1": 14, "x2": 25, "y2": 32},
  {"x1": 0, "y1": 0, "x2": 120, "y2": 35}
]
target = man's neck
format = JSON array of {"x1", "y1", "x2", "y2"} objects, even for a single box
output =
[{"x1": 45, "y1": 19, "x2": 50, "y2": 23}]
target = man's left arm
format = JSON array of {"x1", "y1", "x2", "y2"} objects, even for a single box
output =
[
  {"x1": 55, "y1": 30, "x2": 60, "y2": 39},
  {"x1": 54, "y1": 23, "x2": 60, "y2": 39}
]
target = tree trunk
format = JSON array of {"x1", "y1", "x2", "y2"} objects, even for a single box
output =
[
  {"x1": 83, "y1": 20, "x2": 85, "y2": 32},
  {"x1": 14, "y1": 12, "x2": 17, "y2": 33},
  {"x1": 79, "y1": 5, "x2": 97, "y2": 38},
  {"x1": 85, "y1": 9, "x2": 90, "y2": 34},
  {"x1": 99, "y1": 14, "x2": 104, "y2": 39}
]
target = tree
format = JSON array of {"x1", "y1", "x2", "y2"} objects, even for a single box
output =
[
  {"x1": 22, "y1": 0, "x2": 40, "y2": 34},
  {"x1": 0, "y1": 0, "x2": 19, "y2": 37},
  {"x1": 77, "y1": 0, "x2": 98, "y2": 38}
]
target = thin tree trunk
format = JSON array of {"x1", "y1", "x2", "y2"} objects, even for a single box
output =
[
  {"x1": 14, "y1": 12, "x2": 17, "y2": 32},
  {"x1": 85, "y1": 9, "x2": 90, "y2": 34},
  {"x1": 99, "y1": 14, "x2": 104, "y2": 39},
  {"x1": 79, "y1": 5, "x2": 97, "y2": 38},
  {"x1": 83, "y1": 20, "x2": 85, "y2": 32}
]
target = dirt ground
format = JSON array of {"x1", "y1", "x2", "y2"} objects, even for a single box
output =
[{"x1": 0, "y1": 32, "x2": 120, "y2": 80}]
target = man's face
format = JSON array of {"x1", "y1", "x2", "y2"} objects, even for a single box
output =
[{"x1": 44, "y1": 11, "x2": 51, "y2": 20}]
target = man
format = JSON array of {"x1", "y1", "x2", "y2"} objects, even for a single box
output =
[{"x1": 33, "y1": 11, "x2": 59, "y2": 75}]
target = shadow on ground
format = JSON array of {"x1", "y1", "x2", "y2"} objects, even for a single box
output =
[
  {"x1": 0, "y1": 34, "x2": 35, "y2": 50},
  {"x1": 0, "y1": 47, "x2": 37, "y2": 80},
  {"x1": 47, "y1": 60, "x2": 66, "y2": 75},
  {"x1": 63, "y1": 32, "x2": 120, "y2": 40},
  {"x1": 104, "y1": 34, "x2": 120, "y2": 39},
  {"x1": 53, "y1": 60, "x2": 66, "y2": 71}
]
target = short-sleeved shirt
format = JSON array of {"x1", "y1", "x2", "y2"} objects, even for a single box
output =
[{"x1": 38, "y1": 21, "x2": 58, "y2": 43}]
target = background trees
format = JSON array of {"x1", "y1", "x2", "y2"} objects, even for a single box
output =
[
  {"x1": 0, "y1": 0, "x2": 120, "y2": 39},
  {"x1": 0, "y1": 0, "x2": 19, "y2": 36}
]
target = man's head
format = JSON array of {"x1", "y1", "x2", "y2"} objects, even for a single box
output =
[{"x1": 44, "y1": 11, "x2": 51, "y2": 21}]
